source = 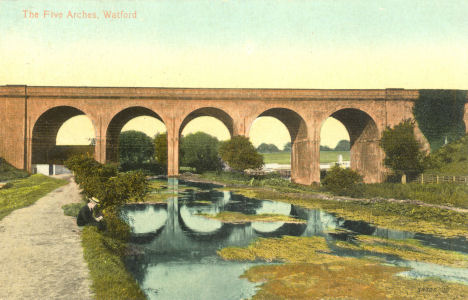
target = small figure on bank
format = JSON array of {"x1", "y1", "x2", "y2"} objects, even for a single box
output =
[{"x1": 77, "y1": 197, "x2": 106, "y2": 231}]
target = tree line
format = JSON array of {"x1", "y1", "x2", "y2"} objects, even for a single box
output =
[
  {"x1": 119, "y1": 130, "x2": 263, "y2": 174},
  {"x1": 256, "y1": 140, "x2": 350, "y2": 153}
]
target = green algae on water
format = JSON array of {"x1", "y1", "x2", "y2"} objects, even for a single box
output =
[
  {"x1": 198, "y1": 211, "x2": 306, "y2": 224},
  {"x1": 336, "y1": 235, "x2": 468, "y2": 268}
]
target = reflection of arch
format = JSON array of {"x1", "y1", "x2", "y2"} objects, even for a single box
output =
[
  {"x1": 179, "y1": 205, "x2": 222, "y2": 233},
  {"x1": 250, "y1": 108, "x2": 309, "y2": 183},
  {"x1": 106, "y1": 107, "x2": 165, "y2": 162},
  {"x1": 122, "y1": 204, "x2": 168, "y2": 244},
  {"x1": 323, "y1": 108, "x2": 382, "y2": 183},
  {"x1": 252, "y1": 204, "x2": 307, "y2": 237},
  {"x1": 177, "y1": 205, "x2": 235, "y2": 242},
  {"x1": 179, "y1": 107, "x2": 234, "y2": 137},
  {"x1": 32, "y1": 106, "x2": 95, "y2": 164}
]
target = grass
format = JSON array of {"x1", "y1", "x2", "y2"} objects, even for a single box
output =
[
  {"x1": 361, "y1": 182, "x2": 468, "y2": 208},
  {"x1": 81, "y1": 226, "x2": 146, "y2": 300},
  {"x1": 424, "y1": 134, "x2": 468, "y2": 176},
  {"x1": 218, "y1": 236, "x2": 468, "y2": 299},
  {"x1": 0, "y1": 158, "x2": 30, "y2": 181},
  {"x1": 62, "y1": 202, "x2": 83, "y2": 217},
  {"x1": 262, "y1": 151, "x2": 350, "y2": 164},
  {"x1": 0, "y1": 174, "x2": 67, "y2": 221}
]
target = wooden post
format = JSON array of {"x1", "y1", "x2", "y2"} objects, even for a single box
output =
[
  {"x1": 421, "y1": 173, "x2": 424, "y2": 184},
  {"x1": 436, "y1": 175, "x2": 439, "y2": 184}
]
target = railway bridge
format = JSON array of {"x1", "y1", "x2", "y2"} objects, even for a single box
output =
[{"x1": 2, "y1": 85, "x2": 465, "y2": 184}]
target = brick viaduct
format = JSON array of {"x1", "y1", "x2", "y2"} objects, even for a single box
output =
[{"x1": 1, "y1": 85, "x2": 467, "y2": 184}]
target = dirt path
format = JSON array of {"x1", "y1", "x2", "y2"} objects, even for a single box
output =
[{"x1": 0, "y1": 175, "x2": 93, "y2": 300}]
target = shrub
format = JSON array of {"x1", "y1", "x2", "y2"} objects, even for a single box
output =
[
  {"x1": 380, "y1": 119, "x2": 426, "y2": 181},
  {"x1": 101, "y1": 207, "x2": 131, "y2": 242},
  {"x1": 322, "y1": 165, "x2": 363, "y2": 197},
  {"x1": 180, "y1": 132, "x2": 222, "y2": 173},
  {"x1": 65, "y1": 155, "x2": 144, "y2": 204},
  {"x1": 219, "y1": 136, "x2": 264, "y2": 171}
]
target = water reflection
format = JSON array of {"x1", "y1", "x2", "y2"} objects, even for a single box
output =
[{"x1": 122, "y1": 179, "x2": 468, "y2": 299}]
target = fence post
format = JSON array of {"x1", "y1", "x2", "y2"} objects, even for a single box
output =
[
  {"x1": 436, "y1": 175, "x2": 439, "y2": 184},
  {"x1": 421, "y1": 173, "x2": 424, "y2": 184}
]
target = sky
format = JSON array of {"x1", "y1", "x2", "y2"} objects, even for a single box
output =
[{"x1": 2, "y1": 0, "x2": 467, "y2": 148}]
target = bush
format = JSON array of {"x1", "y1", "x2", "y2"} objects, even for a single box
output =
[
  {"x1": 219, "y1": 136, "x2": 264, "y2": 171},
  {"x1": 380, "y1": 119, "x2": 425, "y2": 180},
  {"x1": 322, "y1": 165, "x2": 363, "y2": 197},
  {"x1": 66, "y1": 155, "x2": 147, "y2": 206},
  {"x1": 101, "y1": 207, "x2": 131, "y2": 242},
  {"x1": 180, "y1": 132, "x2": 222, "y2": 173}
]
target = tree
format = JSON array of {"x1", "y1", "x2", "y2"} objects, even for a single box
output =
[
  {"x1": 334, "y1": 140, "x2": 350, "y2": 151},
  {"x1": 320, "y1": 145, "x2": 332, "y2": 151},
  {"x1": 257, "y1": 143, "x2": 280, "y2": 153},
  {"x1": 413, "y1": 90, "x2": 466, "y2": 151},
  {"x1": 119, "y1": 131, "x2": 154, "y2": 165},
  {"x1": 283, "y1": 142, "x2": 292, "y2": 152},
  {"x1": 219, "y1": 136, "x2": 264, "y2": 171},
  {"x1": 180, "y1": 132, "x2": 222, "y2": 173},
  {"x1": 380, "y1": 120, "x2": 425, "y2": 181},
  {"x1": 154, "y1": 132, "x2": 168, "y2": 167}
]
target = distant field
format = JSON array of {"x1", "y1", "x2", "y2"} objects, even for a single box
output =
[{"x1": 262, "y1": 151, "x2": 350, "y2": 164}]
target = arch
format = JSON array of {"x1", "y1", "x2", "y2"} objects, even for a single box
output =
[
  {"x1": 179, "y1": 107, "x2": 234, "y2": 137},
  {"x1": 31, "y1": 106, "x2": 96, "y2": 165},
  {"x1": 105, "y1": 106, "x2": 165, "y2": 162},
  {"x1": 321, "y1": 108, "x2": 383, "y2": 183},
  {"x1": 249, "y1": 108, "x2": 310, "y2": 184}
]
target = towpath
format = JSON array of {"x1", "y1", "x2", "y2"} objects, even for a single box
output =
[{"x1": 0, "y1": 175, "x2": 93, "y2": 300}]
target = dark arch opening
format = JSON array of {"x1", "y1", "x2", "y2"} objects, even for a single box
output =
[
  {"x1": 106, "y1": 107, "x2": 164, "y2": 163},
  {"x1": 325, "y1": 108, "x2": 382, "y2": 183},
  {"x1": 252, "y1": 108, "x2": 310, "y2": 184},
  {"x1": 178, "y1": 107, "x2": 234, "y2": 137},
  {"x1": 32, "y1": 106, "x2": 94, "y2": 165}
]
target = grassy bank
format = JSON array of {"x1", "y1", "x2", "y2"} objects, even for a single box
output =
[
  {"x1": 81, "y1": 226, "x2": 146, "y2": 300},
  {"x1": 262, "y1": 151, "x2": 350, "y2": 164},
  {"x1": 0, "y1": 174, "x2": 67, "y2": 221},
  {"x1": 201, "y1": 170, "x2": 468, "y2": 208},
  {"x1": 63, "y1": 201, "x2": 146, "y2": 299},
  {"x1": 0, "y1": 158, "x2": 29, "y2": 181},
  {"x1": 361, "y1": 182, "x2": 468, "y2": 208}
]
